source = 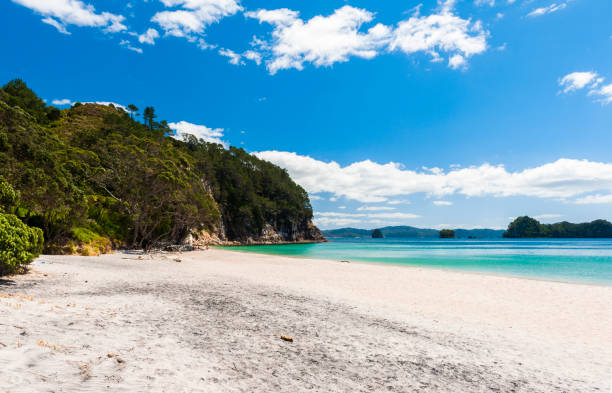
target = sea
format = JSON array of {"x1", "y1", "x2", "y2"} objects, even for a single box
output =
[{"x1": 223, "y1": 238, "x2": 612, "y2": 285}]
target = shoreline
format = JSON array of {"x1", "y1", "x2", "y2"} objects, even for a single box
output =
[
  {"x1": 1, "y1": 249, "x2": 610, "y2": 392},
  {"x1": 215, "y1": 246, "x2": 612, "y2": 288}
]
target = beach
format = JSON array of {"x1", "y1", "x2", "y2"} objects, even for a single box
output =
[{"x1": 0, "y1": 249, "x2": 610, "y2": 392}]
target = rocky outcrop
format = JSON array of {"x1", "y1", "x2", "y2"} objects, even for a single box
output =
[{"x1": 185, "y1": 220, "x2": 326, "y2": 247}]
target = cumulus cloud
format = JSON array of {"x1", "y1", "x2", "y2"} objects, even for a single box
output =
[
  {"x1": 152, "y1": 0, "x2": 241, "y2": 39},
  {"x1": 246, "y1": 6, "x2": 392, "y2": 74},
  {"x1": 139, "y1": 28, "x2": 159, "y2": 44},
  {"x1": 12, "y1": 0, "x2": 126, "y2": 34},
  {"x1": 559, "y1": 70, "x2": 612, "y2": 104},
  {"x1": 592, "y1": 83, "x2": 612, "y2": 104},
  {"x1": 253, "y1": 151, "x2": 612, "y2": 204},
  {"x1": 527, "y1": 3, "x2": 567, "y2": 17},
  {"x1": 559, "y1": 72, "x2": 600, "y2": 93},
  {"x1": 574, "y1": 194, "x2": 612, "y2": 204},
  {"x1": 388, "y1": 10, "x2": 487, "y2": 68},
  {"x1": 433, "y1": 201, "x2": 453, "y2": 206},
  {"x1": 51, "y1": 98, "x2": 73, "y2": 106},
  {"x1": 314, "y1": 211, "x2": 419, "y2": 228},
  {"x1": 169, "y1": 120, "x2": 227, "y2": 147},
  {"x1": 246, "y1": 2, "x2": 487, "y2": 74}
]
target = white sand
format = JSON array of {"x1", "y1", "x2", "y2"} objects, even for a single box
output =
[{"x1": 0, "y1": 249, "x2": 610, "y2": 392}]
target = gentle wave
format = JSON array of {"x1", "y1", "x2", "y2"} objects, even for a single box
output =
[{"x1": 223, "y1": 238, "x2": 612, "y2": 285}]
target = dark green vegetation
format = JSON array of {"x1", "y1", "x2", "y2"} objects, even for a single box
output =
[
  {"x1": 439, "y1": 229, "x2": 455, "y2": 239},
  {"x1": 322, "y1": 226, "x2": 505, "y2": 239},
  {"x1": 371, "y1": 228, "x2": 384, "y2": 238},
  {"x1": 503, "y1": 216, "x2": 612, "y2": 238},
  {"x1": 0, "y1": 80, "x2": 322, "y2": 255},
  {"x1": 0, "y1": 176, "x2": 43, "y2": 275}
]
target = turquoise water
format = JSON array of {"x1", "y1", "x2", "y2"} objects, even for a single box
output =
[{"x1": 223, "y1": 238, "x2": 612, "y2": 285}]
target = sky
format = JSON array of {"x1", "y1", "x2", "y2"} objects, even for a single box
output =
[{"x1": 1, "y1": 0, "x2": 611, "y2": 230}]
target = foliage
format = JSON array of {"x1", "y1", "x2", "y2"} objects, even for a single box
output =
[
  {"x1": 0, "y1": 212, "x2": 44, "y2": 275},
  {"x1": 439, "y1": 229, "x2": 455, "y2": 239},
  {"x1": 0, "y1": 176, "x2": 19, "y2": 211},
  {"x1": 503, "y1": 216, "x2": 612, "y2": 238},
  {"x1": 0, "y1": 79, "x2": 317, "y2": 252}
]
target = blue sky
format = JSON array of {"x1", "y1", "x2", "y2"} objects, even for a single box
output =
[{"x1": 2, "y1": 0, "x2": 612, "y2": 229}]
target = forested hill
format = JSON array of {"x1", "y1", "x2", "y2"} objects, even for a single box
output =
[
  {"x1": 0, "y1": 79, "x2": 323, "y2": 254},
  {"x1": 321, "y1": 226, "x2": 505, "y2": 239},
  {"x1": 503, "y1": 216, "x2": 612, "y2": 238}
]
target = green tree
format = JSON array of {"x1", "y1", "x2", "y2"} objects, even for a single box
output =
[
  {"x1": 0, "y1": 213, "x2": 44, "y2": 275},
  {"x1": 142, "y1": 106, "x2": 156, "y2": 130},
  {"x1": 127, "y1": 104, "x2": 138, "y2": 120}
]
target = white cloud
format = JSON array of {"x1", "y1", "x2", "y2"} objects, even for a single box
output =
[
  {"x1": 559, "y1": 72, "x2": 600, "y2": 93},
  {"x1": 559, "y1": 70, "x2": 612, "y2": 104},
  {"x1": 314, "y1": 211, "x2": 419, "y2": 228},
  {"x1": 246, "y1": 6, "x2": 392, "y2": 74},
  {"x1": 533, "y1": 214, "x2": 562, "y2": 220},
  {"x1": 243, "y1": 50, "x2": 262, "y2": 65},
  {"x1": 51, "y1": 98, "x2": 73, "y2": 106},
  {"x1": 474, "y1": 0, "x2": 495, "y2": 6},
  {"x1": 433, "y1": 200, "x2": 453, "y2": 206},
  {"x1": 84, "y1": 101, "x2": 129, "y2": 112},
  {"x1": 254, "y1": 151, "x2": 612, "y2": 204},
  {"x1": 591, "y1": 82, "x2": 612, "y2": 104},
  {"x1": 389, "y1": 10, "x2": 487, "y2": 69},
  {"x1": 12, "y1": 0, "x2": 126, "y2": 34},
  {"x1": 169, "y1": 120, "x2": 227, "y2": 147},
  {"x1": 219, "y1": 48, "x2": 244, "y2": 65},
  {"x1": 574, "y1": 194, "x2": 612, "y2": 204},
  {"x1": 357, "y1": 206, "x2": 396, "y2": 211},
  {"x1": 42, "y1": 16, "x2": 70, "y2": 34},
  {"x1": 247, "y1": 3, "x2": 487, "y2": 74},
  {"x1": 139, "y1": 28, "x2": 159, "y2": 45},
  {"x1": 309, "y1": 195, "x2": 323, "y2": 200},
  {"x1": 527, "y1": 3, "x2": 567, "y2": 17},
  {"x1": 448, "y1": 54, "x2": 466, "y2": 69},
  {"x1": 387, "y1": 199, "x2": 411, "y2": 205},
  {"x1": 152, "y1": 0, "x2": 241, "y2": 39},
  {"x1": 120, "y1": 40, "x2": 143, "y2": 53}
]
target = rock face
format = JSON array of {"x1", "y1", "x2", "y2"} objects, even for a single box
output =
[{"x1": 186, "y1": 220, "x2": 325, "y2": 247}]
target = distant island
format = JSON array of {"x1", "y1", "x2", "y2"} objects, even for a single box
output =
[
  {"x1": 322, "y1": 226, "x2": 505, "y2": 239},
  {"x1": 439, "y1": 229, "x2": 455, "y2": 239},
  {"x1": 371, "y1": 228, "x2": 384, "y2": 238},
  {"x1": 503, "y1": 216, "x2": 612, "y2": 238},
  {"x1": 322, "y1": 218, "x2": 612, "y2": 240}
]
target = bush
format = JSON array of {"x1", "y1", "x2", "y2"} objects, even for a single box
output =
[
  {"x1": 70, "y1": 227, "x2": 112, "y2": 256},
  {"x1": 0, "y1": 176, "x2": 19, "y2": 210},
  {"x1": 0, "y1": 213, "x2": 44, "y2": 275}
]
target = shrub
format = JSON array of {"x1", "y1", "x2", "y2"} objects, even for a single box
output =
[
  {"x1": 0, "y1": 176, "x2": 19, "y2": 210},
  {"x1": 0, "y1": 213, "x2": 44, "y2": 275},
  {"x1": 70, "y1": 227, "x2": 112, "y2": 256}
]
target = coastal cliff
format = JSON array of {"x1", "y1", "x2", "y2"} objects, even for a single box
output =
[{"x1": 0, "y1": 80, "x2": 324, "y2": 253}]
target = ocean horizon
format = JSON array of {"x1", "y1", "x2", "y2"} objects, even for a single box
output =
[{"x1": 223, "y1": 238, "x2": 612, "y2": 285}]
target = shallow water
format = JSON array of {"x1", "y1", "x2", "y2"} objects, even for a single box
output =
[{"x1": 223, "y1": 238, "x2": 612, "y2": 285}]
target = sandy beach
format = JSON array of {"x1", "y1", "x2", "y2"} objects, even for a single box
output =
[{"x1": 0, "y1": 249, "x2": 610, "y2": 392}]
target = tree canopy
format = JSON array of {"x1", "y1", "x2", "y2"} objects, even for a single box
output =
[
  {"x1": 0, "y1": 79, "x2": 319, "y2": 253},
  {"x1": 503, "y1": 216, "x2": 612, "y2": 238}
]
